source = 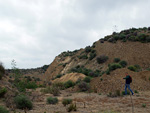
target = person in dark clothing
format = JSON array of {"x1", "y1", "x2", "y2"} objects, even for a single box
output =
[{"x1": 123, "y1": 72, "x2": 134, "y2": 95}]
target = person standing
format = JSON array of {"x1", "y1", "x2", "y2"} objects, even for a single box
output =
[{"x1": 123, "y1": 72, "x2": 134, "y2": 95}]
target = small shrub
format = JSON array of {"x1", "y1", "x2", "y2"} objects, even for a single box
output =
[
  {"x1": 85, "y1": 46, "x2": 92, "y2": 53},
  {"x1": 64, "y1": 80, "x2": 75, "y2": 89},
  {"x1": 14, "y1": 95, "x2": 33, "y2": 110},
  {"x1": 97, "y1": 55, "x2": 108, "y2": 64},
  {"x1": 114, "y1": 58, "x2": 120, "y2": 63},
  {"x1": 100, "y1": 78, "x2": 103, "y2": 81},
  {"x1": 134, "y1": 90, "x2": 139, "y2": 93},
  {"x1": 122, "y1": 90, "x2": 130, "y2": 95},
  {"x1": 89, "y1": 52, "x2": 96, "y2": 60},
  {"x1": 107, "y1": 92, "x2": 112, "y2": 97},
  {"x1": 40, "y1": 86, "x2": 60, "y2": 96},
  {"x1": 62, "y1": 99, "x2": 72, "y2": 106},
  {"x1": 26, "y1": 81, "x2": 37, "y2": 89},
  {"x1": 50, "y1": 86, "x2": 60, "y2": 96},
  {"x1": 67, "y1": 103, "x2": 77, "y2": 112},
  {"x1": 142, "y1": 104, "x2": 146, "y2": 108},
  {"x1": 78, "y1": 55, "x2": 88, "y2": 59},
  {"x1": 116, "y1": 90, "x2": 121, "y2": 96},
  {"x1": 0, "y1": 87, "x2": 7, "y2": 98},
  {"x1": 55, "y1": 74, "x2": 63, "y2": 79},
  {"x1": 109, "y1": 63, "x2": 122, "y2": 71},
  {"x1": 83, "y1": 76, "x2": 91, "y2": 83},
  {"x1": 52, "y1": 82, "x2": 65, "y2": 90},
  {"x1": 47, "y1": 97, "x2": 58, "y2": 104},
  {"x1": 78, "y1": 81, "x2": 90, "y2": 92},
  {"x1": 134, "y1": 64, "x2": 141, "y2": 72},
  {"x1": 0, "y1": 63, "x2": 5, "y2": 80},
  {"x1": 0, "y1": 106, "x2": 9, "y2": 113},
  {"x1": 106, "y1": 69, "x2": 110, "y2": 75},
  {"x1": 119, "y1": 61, "x2": 127, "y2": 67},
  {"x1": 128, "y1": 65, "x2": 137, "y2": 72}
]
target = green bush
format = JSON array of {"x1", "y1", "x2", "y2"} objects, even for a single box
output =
[
  {"x1": 64, "y1": 80, "x2": 75, "y2": 89},
  {"x1": 89, "y1": 52, "x2": 96, "y2": 60},
  {"x1": 128, "y1": 65, "x2": 137, "y2": 72},
  {"x1": 0, "y1": 63, "x2": 5, "y2": 80},
  {"x1": 134, "y1": 90, "x2": 139, "y2": 93},
  {"x1": 52, "y1": 82, "x2": 65, "y2": 90},
  {"x1": 114, "y1": 58, "x2": 120, "y2": 63},
  {"x1": 119, "y1": 61, "x2": 127, "y2": 67},
  {"x1": 85, "y1": 46, "x2": 92, "y2": 53},
  {"x1": 26, "y1": 81, "x2": 37, "y2": 89},
  {"x1": 0, "y1": 87, "x2": 7, "y2": 98},
  {"x1": 122, "y1": 90, "x2": 130, "y2": 95},
  {"x1": 41, "y1": 86, "x2": 60, "y2": 96},
  {"x1": 0, "y1": 106, "x2": 9, "y2": 113},
  {"x1": 14, "y1": 95, "x2": 33, "y2": 110},
  {"x1": 67, "y1": 103, "x2": 77, "y2": 112},
  {"x1": 55, "y1": 74, "x2": 63, "y2": 79},
  {"x1": 142, "y1": 104, "x2": 146, "y2": 108},
  {"x1": 50, "y1": 86, "x2": 60, "y2": 96},
  {"x1": 96, "y1": 55, "x2": 108, "y2": 64},
  {"x1": 78, "y1": 81, "x2": 90, "y2": 92},
  {"x1": 106, "y1": 69, "x2": 110, "y2": 75},
  {"x1": 134, "y1": 64, "x2": 141, "y2": 72},
  {"x1": 83, "y1": 76, "x2": 91, "y2": 83},
  {"x1": 62, "y1": 98, "x2": 72, "y2": 106},
  {"x1": 109, "y1": 63, "x2": 122, "y2": 71},
  {"x1": 78, "y1": 55, "x2": 88, "y2": 59},
  {"x1": 47, "y1": 97, "x2": 58, "y2": 104}
]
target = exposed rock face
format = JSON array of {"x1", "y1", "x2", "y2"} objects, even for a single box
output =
[{"x1": 52, "y1": 73, "x2": 86, "y2": 83}]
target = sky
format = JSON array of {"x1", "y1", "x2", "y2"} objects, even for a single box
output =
[{"x1": 0, "y1": 0, "x2": 150, "y2": 69}]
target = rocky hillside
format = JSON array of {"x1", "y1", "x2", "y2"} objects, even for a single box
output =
[{"x1": 44, "y1": 27, "x2": 150, "y2": 84}]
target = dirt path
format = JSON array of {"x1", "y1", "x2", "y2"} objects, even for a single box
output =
[{"x1": 10, "y1": 89, "x2": 150, "y2": 113}]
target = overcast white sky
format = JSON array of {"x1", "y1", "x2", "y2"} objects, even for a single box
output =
[{"x1": 0, "y1": 0, "x2": 150, "y2": 69}]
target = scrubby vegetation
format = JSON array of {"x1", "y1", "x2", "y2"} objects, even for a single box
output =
[
  {"x1": 47, "y1": 97, "x2": 58, "y2": 104},
  {"x1": 14, "y1": 80, "x2": 38, "y2": 92},
  {"x1": 119, "y1": 60, "x2": 127, "y2": 67},
  {"x1": 78, "y1": 81, "x2": 90, "y2": 92},
  {"x1": 83, "y1": 76, "x2": 91, "y2": 83},
  {"x1": 70, "y1": 65, "x2": 101, "y2": 77},
  {"x1": 64, "y1": 80, "x2": 75, "y2": 89},
  {"x1": 108, "y1": 63, "x2": 122, "y2": 71},
  {"x1": 103, "y1": 27, "x2": 150, "y2": 43},
  {"x1": 14, "y1": 94, "x2": 33, "y2": 110},
  {"x1": 41, "y1": 85, "x2": 60, "y2": 96},
  {"x1": 55, "y1": 74, "x2": 63, "y2": 79},
  {"x1": 0, "y1": 106, "x2": 9, "y2": 113},
  {"x1": 60, "y1": 50, "x2": 79, "y2": 57},
  {"x1": 62, "y1": 98, "x2": 72, "y2": 106},
  {"x1": 67, "y1": 103, "x2": 77, "y2": 112},
  {"x1": 114, "y1": 58, "x2": 120, "y2": 63},
  {"x1": 96, "y1": 55, "x2": 108, "y2": 64},
  {"x1": 0, "y1": 63, "x2": 5, "y2": 80},
  {"x1": 0, "y1": 87, "x2": 7, "y2": 98},
  {"x1": 128, "y1": 65, "x2": 141, "y2": 72}
]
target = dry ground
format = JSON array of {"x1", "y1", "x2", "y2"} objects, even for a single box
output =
[{"x1": 9, "y1": 89, "x2": 150, "y2": 113}]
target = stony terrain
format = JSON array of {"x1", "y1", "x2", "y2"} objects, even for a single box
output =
[{"x1": 7, "y1": 89, "x2": 150, "y2": 113}]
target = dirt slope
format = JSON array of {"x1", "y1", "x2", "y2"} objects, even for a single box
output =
[
  {"x1": 44, "y1": 41, "x2": 150, "y2": 82},
  {"x1": 52, "y1": 73, "x2": 85, "y2": 83},
  {"x1": 90, "y1": 68, "x2": 150, "y2": 94}
]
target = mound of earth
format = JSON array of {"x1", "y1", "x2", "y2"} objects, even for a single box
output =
[
  {"x1": 52, "y1": 73, "x2": 86, "y2": 83},
  {"x1": 90, "y1": 68, "x2": 150, "y2": 94}
]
